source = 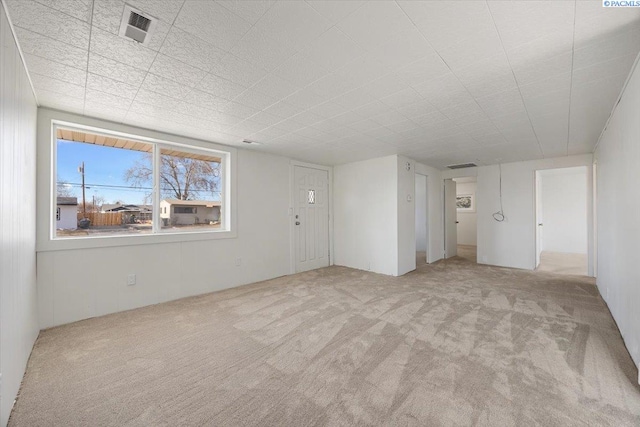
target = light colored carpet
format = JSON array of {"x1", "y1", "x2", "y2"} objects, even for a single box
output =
[
  {"x1": 537, "y1": 251, "x2": 588, "y2": 276},
  {"x1": 9, "y1": 258, "x2": 640, "y2": 426},
  {"x1": 457, "y1": 245, "x2": 477, "y2": 263},
  {"x1": 416, "y1": 251, "x2": 427, "y2": 267}
]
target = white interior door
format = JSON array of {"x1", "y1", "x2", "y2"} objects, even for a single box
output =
[
  {"x1": 444, "y1": 179, "x2": 457, "y2": 258},
  {"x1": 294, "y1": 166, "x2": 329, "y2": 272},
  {"x1": 535, "y1": 171, "x2": 543, "y2": 268}
]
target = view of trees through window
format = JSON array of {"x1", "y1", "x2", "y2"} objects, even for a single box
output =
[
  {"x1": 125, "y1": 148, "x2": 222, "y2": 230},
  {"x1": 54, "y1": 127, "x2": 224, "y2": 238}
]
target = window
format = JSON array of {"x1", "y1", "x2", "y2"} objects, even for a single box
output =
[
  {"x1": 53, "y1": 123, "x2": 228, "y2": 239},
  {"x1": 158, "y1": 147, "x2": 221, "y2": 231},
  {"x1": 174, "y1": 207, "x2": 196, "y2": 214}
]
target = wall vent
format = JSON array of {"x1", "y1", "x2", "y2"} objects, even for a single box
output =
[
  {"x1": 119, "y1": 5, "x2": 156, "y2": 46},
  {"x1": 447, "y1": 162, "x2": 477, "y2": 169}
]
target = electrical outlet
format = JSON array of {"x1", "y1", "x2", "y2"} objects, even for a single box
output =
[
  {"x1": 235, "y1": 258, "x2": 242, "y2": 267},
  {"x1": 127, "y1": 274, "x2": 136, "y2": 286}
]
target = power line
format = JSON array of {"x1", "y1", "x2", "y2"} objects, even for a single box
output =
[{"x1": 58, "y1": 182, "x2": 220, "y2": 194}]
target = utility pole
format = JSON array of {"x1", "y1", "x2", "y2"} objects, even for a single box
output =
[{"x1": 79, "y1": 162, "x2": 86, "y2": 217}]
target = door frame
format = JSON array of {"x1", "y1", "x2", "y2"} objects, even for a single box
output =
[
  {"x1": 533, "y1": 165, "x2": 593, "y2": 276},
  {"x1": 415, "y1": 173, "x2": 429, "y2": 263},
  {"x1": 535, "y1": 170, "x2": 543, "y2": 268},
  {"x1": 592, "y1": 161, "x2": 597, "y2": 278},
  {"x1": 289, "y1": 160, "x2": 333, "y2": 274},
  {"x1": 443, "y1": 178, "x2": 458, "y2": 259}
]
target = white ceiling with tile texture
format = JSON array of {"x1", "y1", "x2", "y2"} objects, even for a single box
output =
[{"x1": 5, "y1": 0, "x2": 640, "y2": 168}]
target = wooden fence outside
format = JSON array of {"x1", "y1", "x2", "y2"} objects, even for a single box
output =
[{"x1": 77, "y1": 212, "x2": 122, "y2": 226}]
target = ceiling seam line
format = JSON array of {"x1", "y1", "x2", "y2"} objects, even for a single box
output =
[
  {"x1": 396, "y1": 0, "x2": 519, "y2": 163},
  {"x1": 234, "y1": 3, "x2": 436, "y2": 145},
  {"x1": 566, "y1": 0, "x2": 578, "y2": 157},
  {"x1": 593, "y1": 50, "x2": 640, "y2": 153},
  {"x1": 32, "y1": 0, "x2": 92, "y2": 25},
  {"x1": 82, "y1": 0, "x2": 95, "y2": 115},
  {"x1": 202, "y1": 2, "x2": 353, "y2": 141},
  {"x1": 485, "y1": 0, "x2": 545, "y2": 159},
  {"x1": 214, "y1": 0, "x2": 352, "y2": 132},
  {"x1": 239, "y1": 25, "x2": 362, "y2": 125},
  {"x1": 236, "y1": 17, "x2": 379, "y2": 131},
  {"x1": 194, "y1": 1, "x2": 273, "y2": 117},
  {"x1": 1, "y1": 0, "x2": 40, "y2": 106},
  {"x1": 395, "y1": 0, "x2": 516, "y2": 165},
  {"x1": 122, "y1": 0, "x2": 186, "y2": 122},
  {"x1": 11, "y1": 25, "x2": 89, "y2": 53},
  {"x1": 243, "y1": 2, "x2": 439, "y2": 144}
]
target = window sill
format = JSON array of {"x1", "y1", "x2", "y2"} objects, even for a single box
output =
[{"x1": 37, "y1": 228, "x2": 237, "y2": 252}]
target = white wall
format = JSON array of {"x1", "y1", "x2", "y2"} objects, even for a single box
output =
[
  {"x1": 475, "y1": 155, "x2": 594, "y2": 272},
  {"x1": 415, "y1": 174, "x2": 428, "y2": 252},
  {"x1": 334, "y1": 155, "x2": 442, "y2": 276},
  {"x1": 334, "y1": 155, "x2": 399, "y2": 276},
  {"x1": 0, "y1": 4, "x2": 39, "y2": 425},
  {"x1": 455, "y1": 181, "x2": 477, "y2": 246},
  {"x1": 36, "y1": 111, "x2": 293, "y2": 329},
  {"x1": 416, "y1": 162, "x2": 443, "y2": 264},
  {"x1": 397, "y1": 156, "x2": 416, "y2": 276},
  {"x1": 594, "y1": 56, "x2": 640, "y2": 372},
  {"x1": 539, "y1": 167, "x2": 588, "y2": 254}
]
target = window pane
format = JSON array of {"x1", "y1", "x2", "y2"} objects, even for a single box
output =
[
  {"x1": 55, "y1": 128, "x2": 154, "y2": 238},
  {"x1": 159, "y1": 148, "x2": 222, "y2": 231}
]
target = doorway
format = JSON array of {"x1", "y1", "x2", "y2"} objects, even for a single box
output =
[
  {"x1": 535, "y1": 166, "x2": 588, "y2": 275},
  {"x1": 453, "y1": 177, "x2": 477, "y2": 263},
  {"x1": 293, "y1": 165, "x2": 329, "y2": 273},
  {"x1": 443, "y1": 179, "x2": 457, "y2": 258},
  {"x1": 415, "y1": 174, "x2": 428, "y2": 266}
]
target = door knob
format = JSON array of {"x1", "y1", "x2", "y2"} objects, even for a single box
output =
[{"x1": 295, "y1": 221, "x2": 300, "y2": 225}]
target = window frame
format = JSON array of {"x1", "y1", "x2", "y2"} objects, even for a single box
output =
[
  {"x1": 174, "y1": 207, "x2": 196, "y2": 214},
  {"x1": 42, "y1": 117, "x2": 236, "y2": 251}
]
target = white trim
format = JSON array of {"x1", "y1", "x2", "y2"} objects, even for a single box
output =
[
  {"x1": 533, "y1": 165, "x2": 594, "y2": 277},
  {"x1": 592, "y1": 161, "x2": 598, "y2": 278},
  {"x1": 289, "y1": 160, "x2": 333, "y2": 274},
  {"x1": 594, "y1": 50, "x2": 640, "y2": 153},
  {"x1": 0, "y1": 0, "x2": 39, "y2": 106},
  {"x1": 37, "y1": 109, "x2": 238, "y2": 252},
  {"x1": 152, "y1": 143, "x2": 161, "y2": 233}
]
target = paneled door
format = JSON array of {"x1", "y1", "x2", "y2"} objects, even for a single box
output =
[{"x1": 294, "y1": 166, "x2": 329, "y2": 272}]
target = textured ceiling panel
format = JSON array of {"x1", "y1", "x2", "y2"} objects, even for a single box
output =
[{"x1": 5, "y1": 0, "x2": 640, "y2": 169}]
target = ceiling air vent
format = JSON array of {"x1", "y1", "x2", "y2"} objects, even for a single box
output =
[
  {"x1": 447, "y1": 162, "x2": 477, "y2": 170},
  {"x1": 119, "y1": 5, "x2": 156, "y2": 46}
]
